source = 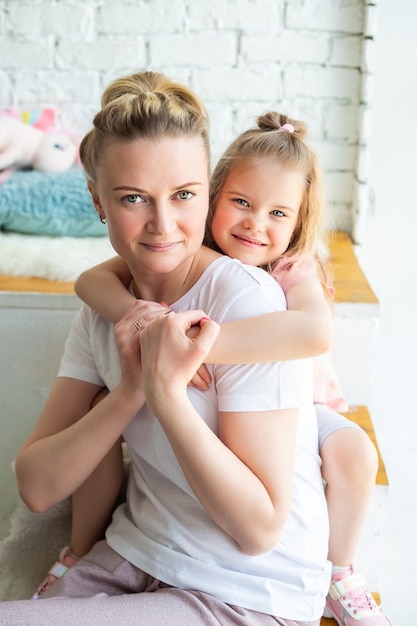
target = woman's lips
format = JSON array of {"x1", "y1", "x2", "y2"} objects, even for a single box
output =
[{"x1": 141, "y1": 242, "x2": 180, "y2": 252}]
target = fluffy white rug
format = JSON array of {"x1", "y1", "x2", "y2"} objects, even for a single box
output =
[
  {"x1": 0, "y1": 232, "x2": 115, "y2": 282},
  {"x1": 0, "y1": 453, "x2": 130, "y2": 601},
  {"x1": 0, "y1": 499, "x2": 72, "y2": 601}
]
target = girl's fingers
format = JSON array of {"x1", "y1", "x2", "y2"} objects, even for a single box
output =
[
  {"x1": 192, "y1": 363, "x2": 212, "y2": 389},
  {"x1": 194, "y1": 317, "x2": 220, "y2": 356}
]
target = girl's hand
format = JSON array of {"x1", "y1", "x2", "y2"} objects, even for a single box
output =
[
  {"x1": 188, "y1": 363, "x2": 212, "y2": 391},
  {"x1": 139, "y1": 310, "x2": 220, "y2": 408},
  {"x1": 185, "y1": 323, "x2": 212, "y2": 390}
]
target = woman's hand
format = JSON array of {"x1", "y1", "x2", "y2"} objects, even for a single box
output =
[
  {"x1": 123, "y1": 299, "x2": 172, "y2": 331},
  {"x1": 113, "y1": 299, "x2": 173, "y2": 395},
  {"x1": 113, "y1": 303, "x2": 148, "y2": 404},
  {"x1": 139, "y1": 309, "x2": 220, "y2": 410}
]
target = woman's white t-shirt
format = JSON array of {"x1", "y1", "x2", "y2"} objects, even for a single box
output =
[{"x1": 58, "y1": 256, "x2": 331, "y2": 621}]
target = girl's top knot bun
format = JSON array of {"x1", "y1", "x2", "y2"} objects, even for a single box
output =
[{"x1": 257, "y1": 111, "x2": 307, "y2": 139}]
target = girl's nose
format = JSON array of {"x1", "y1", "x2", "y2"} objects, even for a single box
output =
[{"x1": 243, "y1": 212, "x2": 265, "y2": 232}]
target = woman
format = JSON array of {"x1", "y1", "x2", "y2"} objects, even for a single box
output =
[{"x1": 0, "y1": 71, "x2": 330, "y2": 625}]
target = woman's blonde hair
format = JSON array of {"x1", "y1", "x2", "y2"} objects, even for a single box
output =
[
  {"x1": 205, "y1": 112, "x2": 328, "y2": 276},
  {"x1": 80, "y1": 70, "x2": 210, "y2": 182}
]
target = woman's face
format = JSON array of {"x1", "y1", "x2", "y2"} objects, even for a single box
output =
[
  {"x1": 211, "y1": 158, "x2": 304, "y2": 267},
  {"x1": 89, "y1": 135, "x2": 210, "y2": 279}
]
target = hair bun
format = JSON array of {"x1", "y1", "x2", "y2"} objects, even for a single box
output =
[
  {"x1": 257, "y1": 111, "x2": 307, "y2": 139},
  {"x1": 257, "y1": 112, "x2": 283, "y2": 131}
]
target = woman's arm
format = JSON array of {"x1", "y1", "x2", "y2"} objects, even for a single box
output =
[
  {"x1": 15, "y1": 302, "x2": 149, "y2": 513},
  {"x1": 75, "y1": 256, "x2": 135, "y2": 324},
  {"x1": 15, "y1": 376, "x2": 144, "y2": 512},
  {"x1": 139, "y1": 309, "x2": 297, "y2": 555},
  {"x1": 207, "y1": 277, "x2": 333, "y2": 363}
]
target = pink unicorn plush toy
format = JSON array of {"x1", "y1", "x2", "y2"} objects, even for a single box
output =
[{"x1": 0, "y1": 116, "x2": 78, "y2": 184}]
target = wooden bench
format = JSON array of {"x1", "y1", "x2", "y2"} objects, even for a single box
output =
[
  {"x1": 0, "y1": 273, "x2": 75, "y2": 293},
  {"x1": 327, "y1": 231, "x2": 378, "y2": 305}
]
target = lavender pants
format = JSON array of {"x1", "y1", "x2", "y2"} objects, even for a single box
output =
[{"x1": 0, "y1": 541, "x2": 320, "y2": 626}]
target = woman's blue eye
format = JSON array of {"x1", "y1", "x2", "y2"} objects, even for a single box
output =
[
  {"x1": 177, "y1": 190, "x2": 193, "y2": 200},
  {"x1": 124, "y1": 194, "x2": 141, "y2": 204}
]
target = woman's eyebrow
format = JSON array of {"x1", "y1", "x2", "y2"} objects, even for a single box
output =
[
  {"x1": 172, "y1": 181, "x2": 204, "y2": 189},
  {"x1": 112, "y1": 182, "x2": 204, "y2": 192},
  {"x1": 112, "y1": 186, "x2": 145, "y2": 192}
]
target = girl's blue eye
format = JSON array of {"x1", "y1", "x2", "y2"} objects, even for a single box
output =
[
  {"x1": 177, "y1": 190, "x2": 193, "y2": 200},
  {"x1": 235, "y1": 198, "x2": 249, "y2": 207},
  {"x1": 271, "y1": 209, "x2": 284, "y2": 217}
]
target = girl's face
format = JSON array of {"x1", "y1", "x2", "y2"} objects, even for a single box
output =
[
  {"x1": 211, "y1": 158, "x2": 305, "y2": 267},
  {"x1": 89, "y1": 135, "x2": 210, "y2": 280}
]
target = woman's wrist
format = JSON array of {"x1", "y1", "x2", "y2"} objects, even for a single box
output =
[
  {"x1": 112, "y1": 383, "x2": 146, "y2": 416},
  {"x1": 146, "y1": 383, "x2": 189, "y2": 418}
]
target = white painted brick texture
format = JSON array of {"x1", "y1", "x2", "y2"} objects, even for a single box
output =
[{"x1": 0, "y1": 0, "x2": 371, "y2": 234}]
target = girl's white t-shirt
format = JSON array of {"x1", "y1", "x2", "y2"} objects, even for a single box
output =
[{"x1": 58, "y1": 255, "x2": 331, "y2": 621}]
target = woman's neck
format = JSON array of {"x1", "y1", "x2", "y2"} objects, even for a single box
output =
[{"x1": 131, "y1": 247, "x2": 218, "y2": 305}]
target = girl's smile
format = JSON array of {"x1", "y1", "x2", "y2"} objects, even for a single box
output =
[{"x1": 231, "y1": 233, "x2": 267, "y2": 247}]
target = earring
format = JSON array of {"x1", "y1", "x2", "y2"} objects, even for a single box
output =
[{"x1": 99, "y1": 215, "x2": 107, "y2": 224}]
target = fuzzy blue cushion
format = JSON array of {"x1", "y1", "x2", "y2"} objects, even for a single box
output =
[{"x1": 0, "y1": 168, "x2": 107, "y2": 237}]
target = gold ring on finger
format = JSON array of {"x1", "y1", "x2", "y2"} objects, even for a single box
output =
[{"x1": 134, "y1": 320, "x2": 143, "y2": 332}]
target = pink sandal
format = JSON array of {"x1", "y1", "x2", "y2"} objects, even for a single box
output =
[{"x1": 32, "y1": 546, "x2": 79, "y2": 599}]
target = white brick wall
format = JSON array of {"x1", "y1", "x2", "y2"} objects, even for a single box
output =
[{"x1": 0, "y1": 0, "x2": 375, "y2": 236}]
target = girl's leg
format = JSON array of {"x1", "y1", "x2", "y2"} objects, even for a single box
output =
[
  {"x1": 70, "y1": 436, "x2": 125, "y2": 558},
  {"x1": 71, "y1": 386, "x2": 125, "y2": 556},
  {"x1": 317, "y1": 405, "x2": 391, "y2": 624},
  {"x1": 320, "y1": 427, "x2": 378, "y2": 567},
  {"x1": 33, "y1": 388, "x2": 125, "y2": 597}
]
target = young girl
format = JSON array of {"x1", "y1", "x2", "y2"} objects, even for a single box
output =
[{"x1": 35, "y1": 112, "x2": 389, "y2": 625}]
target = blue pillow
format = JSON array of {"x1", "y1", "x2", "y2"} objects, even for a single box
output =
[{"x1": 0, "y1": 168, "x2": 107, "y2": 237}]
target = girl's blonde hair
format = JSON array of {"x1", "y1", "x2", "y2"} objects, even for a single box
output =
[
  {"x1": 80, "y1": 70, "x2": 210, "y2": 182},
  {"x1": 205, "y1": 112, "x2": 328, "y2": 279}
]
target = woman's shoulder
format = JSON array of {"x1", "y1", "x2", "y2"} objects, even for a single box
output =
[
  {"x1": 185, "y1": 252, "x2": 286, "y2": 322},
  {"x1": 207, "y1": 253, "x2": 278, "y2": 288}
]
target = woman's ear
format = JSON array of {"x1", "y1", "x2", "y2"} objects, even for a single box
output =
[{"x1": 88, "y1": 181, "x2": 105, "y2": 222}]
